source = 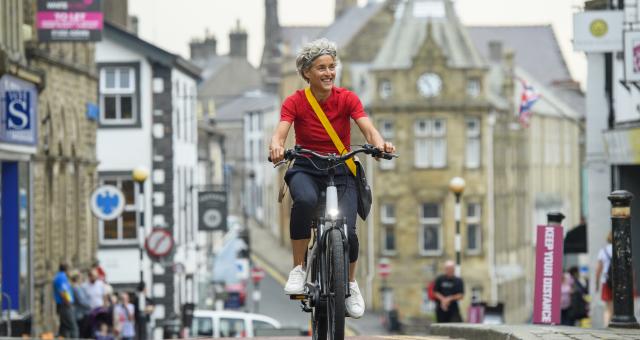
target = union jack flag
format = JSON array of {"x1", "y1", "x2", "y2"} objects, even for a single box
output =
[{"x1": 518, "y1": 78, "x2": 540, "y2": 127}]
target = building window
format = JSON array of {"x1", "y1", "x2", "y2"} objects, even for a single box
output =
[
  {"x1": 379, "y1": 119, "x2": 396, "y2": 170},
  {"x1": 419, "y1": 203, "x2": 442, "y2": 255},
  {"x1": 99, "y1": 66, "x2": 137, "y2": 125},
  {"x1": 465, "y1": 118, "x2": 481, "y2": 169},
  {"x1": 379, "y1": 79, "x2": 392, "y2": 99},
  {"x1": 467, "y1": 78, "x2": 481, "y2": 98},
  {"x1": 99, "y1": 176, "x2": 137, "y2": 244},
  {"x1": 415, "y1": 119, "x2": 447, "y2": 168},
  {"x1": 381, "y1": 203, "x2": 396, "y2": 254},
  {"x1": 466, "y1": 203, "x2": 482, "y2": 254}
]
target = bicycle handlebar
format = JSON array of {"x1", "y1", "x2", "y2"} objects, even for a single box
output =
[{"x1": 268, "y1": 144, "x2": 397, "y2": 166}]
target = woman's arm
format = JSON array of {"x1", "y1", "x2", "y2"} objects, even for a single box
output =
[
  {"x1": 269, "y1": 121, "x2": 292, "y2": 163},
  {"x1": 355, "y1": 117, "x2": 395, "y2": 153},
  {"x1": 595, "y1": 259, "x2": 603, "y2": 291}
]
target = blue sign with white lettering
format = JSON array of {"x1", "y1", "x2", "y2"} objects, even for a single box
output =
[{"x1": 0, "y1": 75, "x2": 38, "y2": 146}]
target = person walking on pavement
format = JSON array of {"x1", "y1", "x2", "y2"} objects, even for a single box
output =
[
  {"x1": 84, "y1": 268, "x2": 107, "y2": 310},
  {"x1": 595, "y1": 231, "x2": 613, "y2": 326},
  {"x1": 269, "y1": 38, "x2": 395, "y2": 319},
  {"x1": 114, "y1": 291, "x2": 136, "y2": 340},
  {"x1": 53, "y1": 263, "x2": 79, "y2": 338},
  {"x1": 70, "y1": 270, "x2": 93, "y2": 337},
  {"x1": 433, "y1": 260, "x2": 464, "y2": 323}
]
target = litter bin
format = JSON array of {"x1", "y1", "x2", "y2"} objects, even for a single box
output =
[
  {"x1": 181, "y1": 303, "x2": 195, "y2": 329},
  {"x1": 386, "y1": 309, "x2": 401, "y2": 332},
  {"x1": 162, "y1": 315, "x2": 181, "y2": 339}
]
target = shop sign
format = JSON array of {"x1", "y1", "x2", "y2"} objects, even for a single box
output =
[{"x1": 0, "y1": 75, "x2": 38, "y2": 146}]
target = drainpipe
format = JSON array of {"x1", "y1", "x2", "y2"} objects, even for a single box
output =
[
  {"x1": 487, "y1": 112, "x2": 497, "y2": 303},
  {"x1": 366, "y1": 157, "x2": 375, "y2": 307}
]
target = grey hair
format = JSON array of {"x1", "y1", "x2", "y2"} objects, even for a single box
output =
[{"x1": 296, "y1": 38, "x2": 339, "y2": 82}]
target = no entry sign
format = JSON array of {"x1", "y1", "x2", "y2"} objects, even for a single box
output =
[{"x1": 145, "y1": 228, "x2": 173, "y2": 258}]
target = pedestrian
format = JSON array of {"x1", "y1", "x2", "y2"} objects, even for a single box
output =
[
  {"x1": 133, "y1": 282, "x2": 155, "y2": 340},
  {"x1": 269, "y1": 37, "x2": 395, "y2": 319},
  {"x1": 84, "y1": 268, "x2": 107, "y2": 310},
  {"x1": 568, "y1": 266, "x2": 589, "y2": 325},
  {"x1": 70, "y1": 270, "x2": 92, "y2": 337},
  {"x1": 595, "y1": 231, "x2": 613, "y2": 326},
  {"x1": 95, "y1": 322, "x2": 116, "y2": 340},
  {"x1": 52, "y1": 263, "x2": 79, "y2": 338},
  {"x1": 433, "y1": 260, "x2": 464, "y2": 323},
  {"x1": 93, "y1": 259, "x2": 107, "y2": 282},
  {"x1": 113, "y1": 291, "x2": 136, "y2": 340},
  {"x1": 560, "y1": 271, "x2": 574, "y2": 325}
]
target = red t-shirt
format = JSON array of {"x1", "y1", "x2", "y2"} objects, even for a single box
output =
[{"x1": 280, "y1": 87, "x2": 368, "y2": 154}]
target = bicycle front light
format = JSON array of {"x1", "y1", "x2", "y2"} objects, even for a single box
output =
[{"x1": 326, "y1": 186, "x2": 339, "y2": 218}]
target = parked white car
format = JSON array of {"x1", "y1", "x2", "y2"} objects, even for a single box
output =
[{"x1": 190, "y1": 310, "x2": 281, "y2": 338}]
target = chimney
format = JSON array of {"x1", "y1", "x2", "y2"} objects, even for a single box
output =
[
  {"x1": 103, "y1": 0, "x2": 129, "y2": 29},
  {"x1": 128, "y1": 15, "x2": 138, "y2": 35},
  {"x1": 190, "y1": 31, "x2": 217, "y2": 60},
  {"x1": 488, "y1": 40, "x2": 503, "y2": 63},
  {"x1": 229, "y1": 20, "x2": 248, "y2": 59},
  {"x1": 335, "y1": 0, "x2": 358, "y2": 19}
]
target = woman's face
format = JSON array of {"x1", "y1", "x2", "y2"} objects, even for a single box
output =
[{"x1": 304, "y1": 55, "x2": 336, "y2": 92}]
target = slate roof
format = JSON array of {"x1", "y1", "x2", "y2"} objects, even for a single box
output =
[
  {"x1": 372, "y1": 0, "x2": 484, "y2": 70},
  {"x1": 319, "y1": 1, "x2": 386, "y2": 48},
  {"x1": 216, "y1": 91, "x2": 279, "y2": 122},
  {"x1": 467, "y1": 25, "x2": 585, "y2": 116},
  {"x1": 281, "y1": 26, "x2": 325, "y2": 56}
]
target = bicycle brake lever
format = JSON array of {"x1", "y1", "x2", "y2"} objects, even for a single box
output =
[{"x1": 273, "y1": 160, "x2": 288, "y2": 168}]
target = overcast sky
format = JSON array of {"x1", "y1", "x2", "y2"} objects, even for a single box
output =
[{"x1": 128, "y1": 0, "x2": 587, "y2": 85}]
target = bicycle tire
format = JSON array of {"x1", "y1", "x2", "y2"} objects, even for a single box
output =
[
  {"x1": 312, "y1": 308, "x2": 327, "y2": 340},
  {"x1": 327, "y1": 228, "x2": 346, "y2": 340}
]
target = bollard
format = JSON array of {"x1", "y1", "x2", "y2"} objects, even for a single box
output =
[{"x1": 607, "y1": 190, "x2": 640, "y2": 328}]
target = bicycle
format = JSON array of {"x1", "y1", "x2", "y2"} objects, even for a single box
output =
[{"x1": 270, "y1": 144, "x2": 396, "y2": 340}]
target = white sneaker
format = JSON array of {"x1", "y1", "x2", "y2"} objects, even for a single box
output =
[
  {"x1": 284, "y1": 265, "x2": 306, "y2": 294},
  {"x1": 346, "y1": 281, "x2": 365, "y2": 318}
]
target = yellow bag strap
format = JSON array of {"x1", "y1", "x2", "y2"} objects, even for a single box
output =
[{"x1": 304, "y1": 87, "x2": 357, "y2": 176}]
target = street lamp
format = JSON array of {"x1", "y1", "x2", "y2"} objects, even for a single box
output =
[
  {"x1": 449, "y1": 176, "x2": 466, "y2": 277},
  {"x1": 132, "y1": 166, "x2": 149, "y2": 285}
]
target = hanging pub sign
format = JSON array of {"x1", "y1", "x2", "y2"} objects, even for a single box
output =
[
  {"x1": 198, "y1": 191, "x2": 227, "y2": 232},
  {"x1": 36, "y1": 0, "x2": 104, "y2": 42},
  {"x1": 0, "y1": 75, "x2": 38, "y2": 148}
]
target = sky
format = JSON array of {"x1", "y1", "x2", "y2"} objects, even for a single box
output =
[{"x1": 128, "y1": 0, "x2": 587, "y2": 85}]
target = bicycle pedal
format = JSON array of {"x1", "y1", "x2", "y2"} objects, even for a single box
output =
[{"x1": 289, "y1": 294, "x2": 306, "y2": 300}]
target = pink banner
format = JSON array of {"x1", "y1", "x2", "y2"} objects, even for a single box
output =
[
  {"x1": 532, "y1": 225, "x2": 564, "y2": 324},
  {"x1": 36, "y1": 11, "x2": 103, "y2": 30}
]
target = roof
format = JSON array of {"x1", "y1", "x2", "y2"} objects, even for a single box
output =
[
  {"x1": 104, "y1": 22, "x2": 201, "y2": 79},
  {"x1": 467, "y1": 25, "x2": 585, "y2": 116},
  {"x1": 319, "y1": 2, "x2": 386, "y2": 48},
  {"x1": 216, "y1": 91, "x2": 279, "y2": 122},
  {"x1": 195, "y1": 57, "x2": 263, "y2": 106},
  {"x1": 192, "y1": 55, "x2": 231, "y2": 80},
  {"x1": 372, "y1": 0, "x2": 484, "y2": 70},
  {"x1": 280, "y1": 26, "x2": 325, "y2": 56}
]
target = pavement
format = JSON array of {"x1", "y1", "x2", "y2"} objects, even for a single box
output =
[
  {"x1": 248, "y1": 221, "x2": 392, "y2": 337},
  {"x1": 212, "y1": 337, "x2": 451, "y2": 340},
  {"x1": 431, "y1": 323, "x2": 640, "y2": 340}
]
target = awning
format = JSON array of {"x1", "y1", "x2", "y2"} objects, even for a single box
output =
[{"x1": 564, "y1": 223, "x2": 587, "y2": 254}]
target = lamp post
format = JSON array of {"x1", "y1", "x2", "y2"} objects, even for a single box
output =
[
  {"x1": 132, "y1": 166, "x2": 149, "y2": 286},
  {"x1": 449, "y1": 177, "x2": 466, "y2": 277}
]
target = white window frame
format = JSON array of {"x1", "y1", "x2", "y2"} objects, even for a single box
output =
[
  {"x1": 379, "y1": 119, "x2": 396, "y2": 170},
  {"x1": 419, "y1": 203, "x2": 442, "y2": 256},
  {"x1": 380, "y1": 203, "x2": 397, "y2": 255},
  {"x1": 466, "y1": 202, "x2": 482, "y2": 255},
  {"x1": 467, "y1": 78, "x2": 481, "y2": 98},
  {"x1": 99, "y1": 67, "x2": 137, "y2": 125},
  {"x1": 465, "y1": 117, "x2": 481, "y2": 169},
  {"x1": 98, "y1": 176, "x2": 138, "y2": 245},
  {"x1": 414, "y1": 119, "x2": 447, "y2": 168}
]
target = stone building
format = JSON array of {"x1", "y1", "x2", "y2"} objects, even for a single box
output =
[{"x1": 0, "y1": 0, "x2": 99, "y2": 335}]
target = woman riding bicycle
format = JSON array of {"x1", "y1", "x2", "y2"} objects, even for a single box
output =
[{"x1": 269, "y1": 38, "x2": 395, "y2": 319}]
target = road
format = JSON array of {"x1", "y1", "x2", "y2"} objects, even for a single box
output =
[{"x1": 211, "y1": 337, "x2": 450, "y2": 340}]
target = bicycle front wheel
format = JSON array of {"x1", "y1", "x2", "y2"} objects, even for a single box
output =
[{"x1": 326, "y1": 228, "x2": 346, "y2": 340}]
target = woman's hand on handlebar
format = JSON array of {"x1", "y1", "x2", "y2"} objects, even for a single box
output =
[
  {"x1": 269, "y1": 141, "x2": 285, "y2": 163},
  {"x1": 375, "y1": 141, "x2": 396, "y2": 159}
]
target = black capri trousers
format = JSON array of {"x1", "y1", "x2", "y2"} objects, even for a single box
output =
[{"x1": 284, "y1": 157, "x2": 359, "y2": 262}]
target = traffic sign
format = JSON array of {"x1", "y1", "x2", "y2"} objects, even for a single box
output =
[
  {"x1": 251, "y1": 267, "x2": 265, "y2": 284},
  {"x1": 145, "y1": 228, "x2": 174, "y2": 258},
  {"x1": 90, "y1": 185, "x2": 125, "y2": 221},
  {"x1": 378, "y1": 261, "x2": 391, "y2": 279}
]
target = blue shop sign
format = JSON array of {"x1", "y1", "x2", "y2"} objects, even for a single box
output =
[{"x1": 0, "y1": 75, "x2": 38, "y2": 146}]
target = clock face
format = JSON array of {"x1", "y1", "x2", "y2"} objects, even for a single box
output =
[{"x1": 417, "y1": 73, "x2": 442, "y2": 98}]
